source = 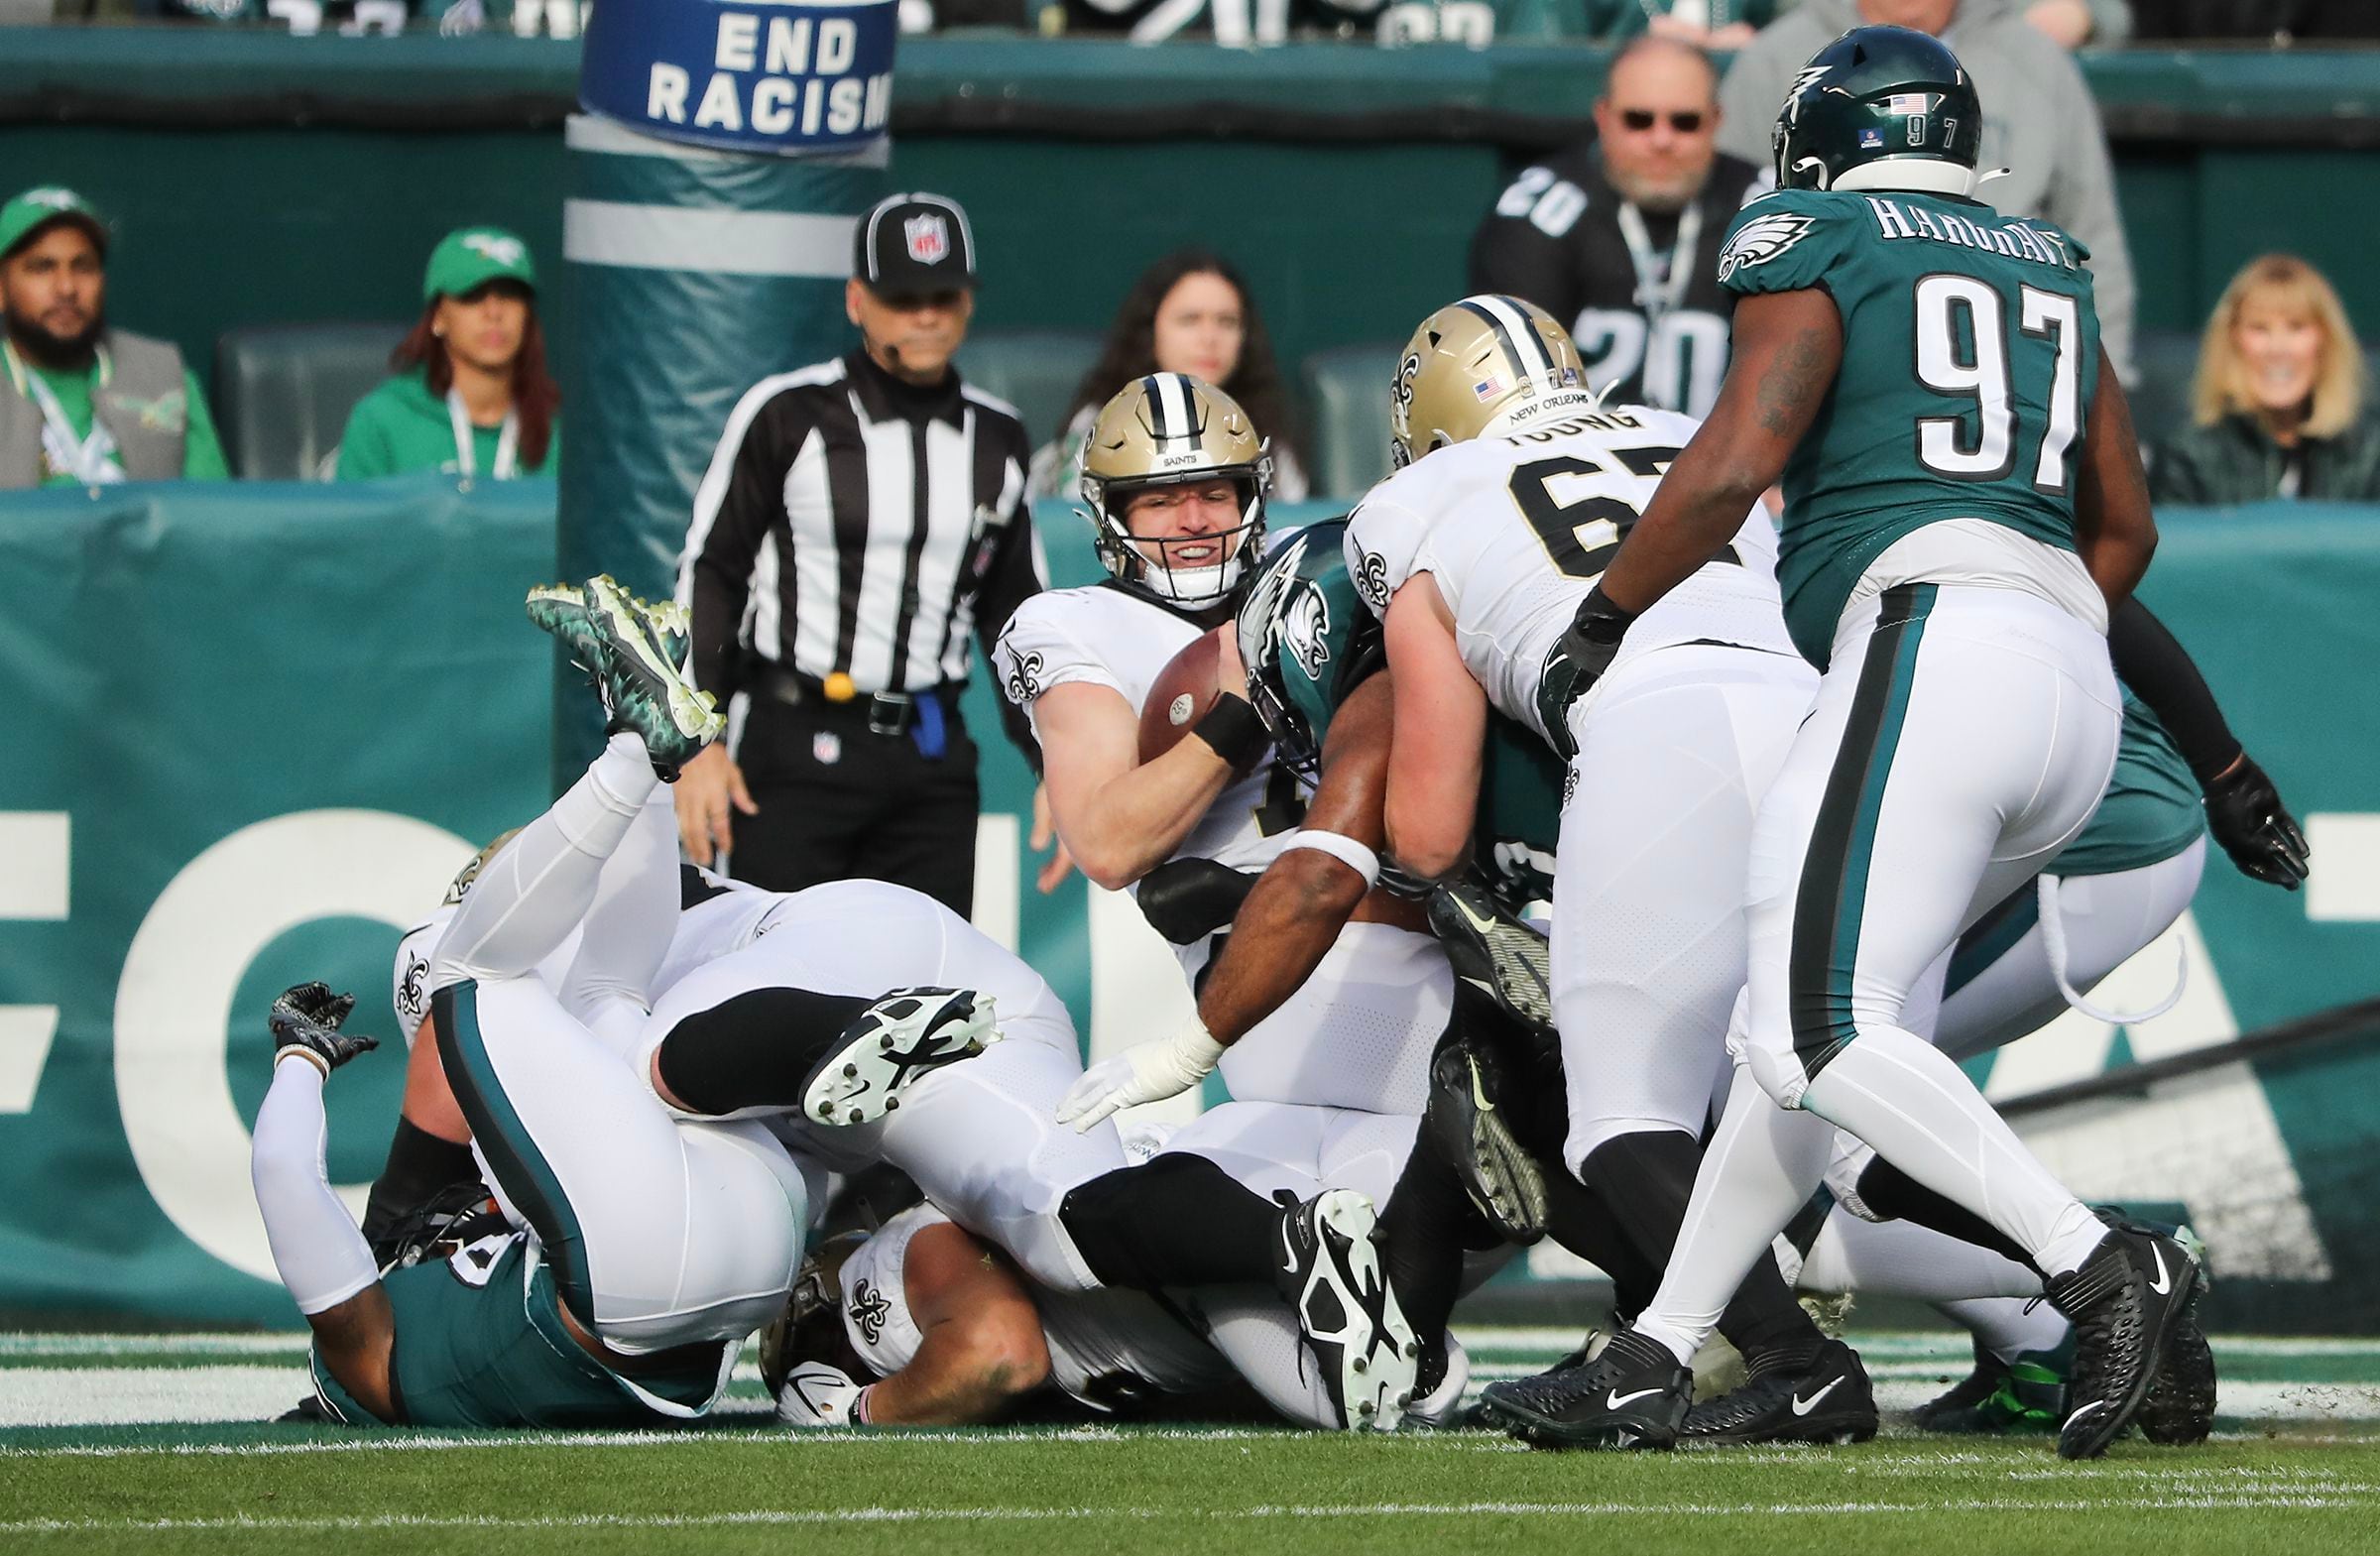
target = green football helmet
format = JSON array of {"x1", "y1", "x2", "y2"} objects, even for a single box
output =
[
  {"x1": 1772, "y1": 26, "x2": 1983, "y2": 198},
  {"x1": 1236, "y1": 519, "x2": 1384, "y2": 786}
]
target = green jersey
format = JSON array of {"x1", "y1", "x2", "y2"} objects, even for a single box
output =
[
  {"x1": 2051, "y1": 689, "x2": 2204, "y2": 879},
  {"x1": 22, "y1": 360, "x2": 229, "y2": 487},
  {"x1": 1477, "y1": 717, "x2": 1567, "y2": 915},
  {"x1": 309, "y1": 1230, "x2": 731, "y2": 1429},
  {"x1": 334, "y1": 367, "x2": 560, "y2": 481},
  {"x1": 1717, "y1": 187, "x2": 2100, "y2": 665}
]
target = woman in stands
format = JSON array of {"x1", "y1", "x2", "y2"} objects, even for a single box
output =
[
  {"x1": 2151, "y1": 253, "x2": 2380, "y2": 505},
  {"x1": 1027, "y1": 248, "x2": 1308, "y2": 501},
  {"x1": 333, "y1": 226, "x2": 560, "y2": 481}
]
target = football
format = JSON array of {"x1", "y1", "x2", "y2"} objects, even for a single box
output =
[{"x1": 1137, "y1": 626, "x2": 1236, "y2": 765}]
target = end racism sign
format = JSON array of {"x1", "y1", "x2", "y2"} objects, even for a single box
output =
[{"x1": 581, "y1": 0, "x2": 897, "y2": 157}]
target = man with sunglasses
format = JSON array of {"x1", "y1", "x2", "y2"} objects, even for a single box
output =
[{"x1": 1469, "y1": 37, "x2": 1765, "y2": 420}]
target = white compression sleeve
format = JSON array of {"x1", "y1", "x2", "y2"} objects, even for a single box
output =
[
  {"x1": 431, "y1": 734, "x2": 656, "y2": 988},
  {"x1": 559, "y1": 785, "x2": 681, "y2": 1058},
  {"x1": 252, "y1": 1057, "x2": 381, "y2": 1315}
]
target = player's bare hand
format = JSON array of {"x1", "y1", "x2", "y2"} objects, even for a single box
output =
[
  {"x1": 1214, "y1": 626, "x2": 1249, "y2": 700},
  {"x1": 1030, "y1": 782, "x2": 1076, "y2": 894},
  {"x1": 675, "y1": 744, "x2": 758, "y2": 867}
]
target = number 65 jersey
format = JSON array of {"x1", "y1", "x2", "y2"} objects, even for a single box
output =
[{"x1": 1344, "y1": 405, "x2": 1798, "y2": 746}]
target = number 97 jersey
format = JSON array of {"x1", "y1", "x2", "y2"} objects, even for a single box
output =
[
  {"x1": 1344, "y1": 405, "x2": 1798, "y2": 746},
  {"x1": 1715, "y1": 187, "x2": 2101, "y2": 666}
]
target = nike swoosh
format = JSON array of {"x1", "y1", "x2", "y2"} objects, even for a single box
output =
[
  {"x1": 1452, "y1": 896, "x2": 1502, "y2": 934},
  {"x1": 1791, "y1": 1376, "x2": 1843, "y2": 1415},
  {"x1": 1606, "y1": 1386, "x2": 1664, "y2": 1410},
  {"x1": 2066, "y1": 1399, "x2": 2106, "y2": 1421},
  {"x1": 1279, "y1": 1216, "x2": 1301, "y2": 1276},
  {"x1": 2147, "y1": 1245, "x2": 2173, "y2": 1296},
  {"x1": 1468, "y1": 1057, "x2": 1493, "y2": 1114}
]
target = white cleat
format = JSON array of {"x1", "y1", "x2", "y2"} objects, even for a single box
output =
[{"x1": 803, "y1": 989, "x2": 999, "y2": 1126}]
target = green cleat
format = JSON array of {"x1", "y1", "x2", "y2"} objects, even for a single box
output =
[
  {"x1": 640, "y1": 596, "x2": 692, "y2": 673},
  {"x1": 529, "y1": 573, "x2": 724, "y2": 780}
]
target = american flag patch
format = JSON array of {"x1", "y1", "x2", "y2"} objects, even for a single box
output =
[
  {"x1": 1474, "y1": 376, "x2": 1505, "y2": 402},
  {"x1": 1885, "y1": 92, "x2": 1933, "y2": 115}
]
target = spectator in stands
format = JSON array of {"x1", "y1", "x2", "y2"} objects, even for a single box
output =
[
  {"x1": 1717, "y1": 0, "x2": 2139, "y2": 381},
  {"x1": 2022, "y1": 0, "x2": 2131, "y2": 47},
  {"x1": 1583, "y1": 0, "x2": 1776, "y2": 48},
  {"x1": 1469, "y1": 36, "x2": 1764, "y2": 419},
  {"x1": 2150, "y1": 254, "x2": 2380, "y2": 506},
  {"x1": 334, "y1": 226, "x2": 560, "y2": 481},
  {"x1": 1028, "y1": 249, "x2": 1308, "y2": 501},
  {"x1": 0, "y1": 186, "x2": 228, "y2": 490}
]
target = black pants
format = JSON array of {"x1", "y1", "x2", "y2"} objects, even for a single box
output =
[{"x1": 728, "y1": 692, "x2": 981, "y2": 916}]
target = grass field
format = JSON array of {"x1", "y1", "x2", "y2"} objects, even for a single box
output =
[{"x1": 7, "y1": 1328, "x2": 2380, "y2": 1554}]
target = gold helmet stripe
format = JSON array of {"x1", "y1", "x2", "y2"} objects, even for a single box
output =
[{"x1": 1457, "y1": 294, "x2": 1556, "y2": 378}]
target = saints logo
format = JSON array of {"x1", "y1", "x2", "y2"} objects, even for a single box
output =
[
  {"x1": 1004, "y1": 649, "x2": 1046, "y2": 705},
  {"x1": 1353, "y1": 543, "x2": 1391, "y2": 613},
  {"x1": 1717, "y1": 212, "x2": 1816, "y2": 285},
  {"x1": 847, "y1": 1278, "x2": 892, "y2": 1346},
  {"x1": 396, "y1": 951, "x2": 429, "y2": 1019}
]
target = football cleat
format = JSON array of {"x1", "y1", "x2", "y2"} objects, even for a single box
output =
[
  {"x1": 1421, "y1": 1024, "x2": 1549, "y2": 1243},
  {"x1": 1478, "y1": 1327, "x2": 1691, "y2": 1451},
  {"x1": 2136, "y1": 1310, "x2": 2217, "y2": 1446},
  {"x1": 1921, "y1": 1344, "x2": 2070, "y2": 1435},
  {"x1": 528, "y1": 573, "x2": 723, "y2": 781},
  {"x1": 269, "y1": 982, "x2": 379, "y2": 1075},
  {"x1": 2047, "y1": 1226, "x2": 2205, "y2": 1460},
  {"x1": 1274, "y1": 1189, "x2": 1419, "y2": 1432},
  {"x1": 1427, "y1": 878, "x2": 1555, "y2": 1031},
  {"x1": 803, "y1": 989, "x2": 999, "y2": 1126},
  {"x1": 1397, "y1": 1337, "x2": 1474, "y2": 1431},
  {"x1": 1680, "y1": 1339, "x2": 1877, "y2": 1446},
  {"x1": 775, "y1": 1361, "x2": 868, "y2": 1428},
  {"x1": 640, "y1": 595, "x2": 693, "y2": 673}
]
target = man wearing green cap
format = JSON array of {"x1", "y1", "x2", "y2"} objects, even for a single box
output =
[
  {"x1": 0, "y1": 185, "x2": 229, "y2": 489},
  {"x1": 334, "y1": 225, "x2": 561, "y2": 481}
]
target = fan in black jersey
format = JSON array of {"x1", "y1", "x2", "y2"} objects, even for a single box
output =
[{"x1": 1468, "y1": 37, "x2": 1768, "y2": 419}]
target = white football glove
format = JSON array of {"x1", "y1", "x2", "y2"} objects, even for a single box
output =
[
  {"x1": 1055, "y1": 1021, "x2": 1226, "y2": 1134},
  {"x1": 776, "y1": 1361, "x2": 868, "y2": 1427}
]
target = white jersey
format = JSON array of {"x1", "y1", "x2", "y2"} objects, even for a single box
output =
[
  {"x1": 993, "y1": 583, "x2": 1303, "y2": 974},
  {"x1": 1343, "y1": 406, "x2": 1799, "y2": 743},
  {"x1": 838, "y1": 1203, "x2": 1232, "y2": 1413}
]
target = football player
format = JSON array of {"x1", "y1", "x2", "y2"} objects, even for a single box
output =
[
  {"x1": 1472, "y1": 27, "x2": 2203, "y2": 1460},
  {"x1": 994, "y1": 373, "x2": 1443, "y2": 1427},
  {"x1": 253, "y1": 578, "x2": 987, "y2": 1427},
  {"x1": 1343, "y1": 295, "x2": 1871, "y2": 1444}
]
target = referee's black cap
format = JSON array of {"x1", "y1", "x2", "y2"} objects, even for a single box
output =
[{"x1": 853, "y1": 192, "x2": 978, "y2": 300}]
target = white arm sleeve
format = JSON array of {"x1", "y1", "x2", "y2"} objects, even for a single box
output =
[{"x1": 251, "y1": 1057, "x2": 381, "y2": 1316}]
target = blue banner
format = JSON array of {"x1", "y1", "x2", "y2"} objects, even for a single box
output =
[{"x1": 579, "y1": 0, "x2": 898, "y2": 158}]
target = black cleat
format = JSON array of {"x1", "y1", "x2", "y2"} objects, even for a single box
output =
[
  {"x1": 804, "y1": 988, "x2": 999, "y2": 1126},
  {"x1": 1910, "y1": 1338, "x2": 2006, "y2": 1430},
  {"x1": 1422, "y1": 1028, "x2": 1549, "y2": 1244},
  {"x1": 1275, "y1": 1189, "x2": 1419, "y2": 1431},
  {"x1": 2137, "y1": 1310, "x2": 2217, "y2": 1446},
  {"x1": 1477, "y1": 1328, "x2": 1691, "y2": 1450},
  {"x1": 1427, "y1": 878, "x2": 1555, "y2": 1030},
  {"x1": 2047, "y1": 1226, "x2": 2204, "y2": 1460},
  {"x1": 1681, "y1": 1339, "x2": 1877, "y2": 1446}
]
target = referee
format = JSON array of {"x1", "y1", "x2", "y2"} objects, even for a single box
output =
[{"x1": 673, "y1": 191, "x2": 1043, "y2": 916}]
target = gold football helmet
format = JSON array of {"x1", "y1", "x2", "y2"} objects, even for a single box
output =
[
  {"x1": 1388, "y1": 295, "x2": 1592, "y2": 469},
  {"x1": 1080, "y1": 372, "x2": 1271, "y2": 608}
]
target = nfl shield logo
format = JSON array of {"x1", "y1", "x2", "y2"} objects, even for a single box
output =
[{"x1": 904, "y1": 214, "x2": 951, "y2": 265}]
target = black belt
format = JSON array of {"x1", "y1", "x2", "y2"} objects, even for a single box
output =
[{"x1": 749, "y1": 661, "x2": 954, "y2": 737}]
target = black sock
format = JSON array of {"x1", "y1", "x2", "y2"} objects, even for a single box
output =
[
  {"x1": 1378, "y1": 1131, "x2": 1489, "y2": 1348},
  {"x1": 361, "y1": 1116, "x2": 480, "y2": 1259},
  {"x1": 1856, "y1": 1158, "x2": 2040, "y2": 1272},
  {"x1": 654, "y1": 987, "x2": 878, "y2": 1116},
  {"x1": 1541, "y1": 1170, "x2": 1662, "y2": 1320},
  {"x1": 1059, "y1": 1155, "x2": 1281, "y2": 1290},
  {"x1": 1716, "y1": 1257, "x2": 1826, "y2": 1375}
]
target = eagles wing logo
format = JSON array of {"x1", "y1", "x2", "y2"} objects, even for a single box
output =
[
  {"x1": 1717, "y1": 213, "x2": 1816, "y2": 285},
  {"x1": 1785, "y1": 63, "x2": 1832, "y2": 125},
  {"x1": 1280, "y1": 584, "x2": 1333, "y2": 682},
  {"x1": 1004, "y1": 649, "x2": 1045, "y2": 705},
  {"x1": 461, "y1": 232, "x2": 526, "y2": 268},
  {"x1": 847, "y1": 1279, "x2": 892, "y2": 1346}
]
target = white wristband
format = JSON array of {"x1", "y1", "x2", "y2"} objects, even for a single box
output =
[{"x1": 1277, "y1": 829, "x2": 1381, "y2": 888}]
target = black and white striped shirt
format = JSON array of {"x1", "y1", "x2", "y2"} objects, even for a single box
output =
[{"x1": 678, "y1": 349, "x2": 1043, "y2": 736}]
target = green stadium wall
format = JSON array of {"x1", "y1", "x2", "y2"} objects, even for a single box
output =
[{"x1": 0, "y1": 481, "x2": 2376, "y2": 1328}]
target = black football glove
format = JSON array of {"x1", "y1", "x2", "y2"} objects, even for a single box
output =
[
  {"x1": 1534, "y1": 585, "x2": 1636, "y2": 762},
  {"x1": 2202, "y1": 755, "x2": 2310, "y2": 891},
  {"x1": 270, "y1": 982, "x2": 381, "y2": 1074}
]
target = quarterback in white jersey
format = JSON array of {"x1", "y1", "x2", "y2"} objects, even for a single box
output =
[{"x1": 1355, "y1": 296, "x2": 1865, "y2": 1446}]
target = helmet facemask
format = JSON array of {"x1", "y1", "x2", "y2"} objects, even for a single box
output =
[{"x1": 1080, "y1": 373, "x2": 1271, "y2": 610}]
